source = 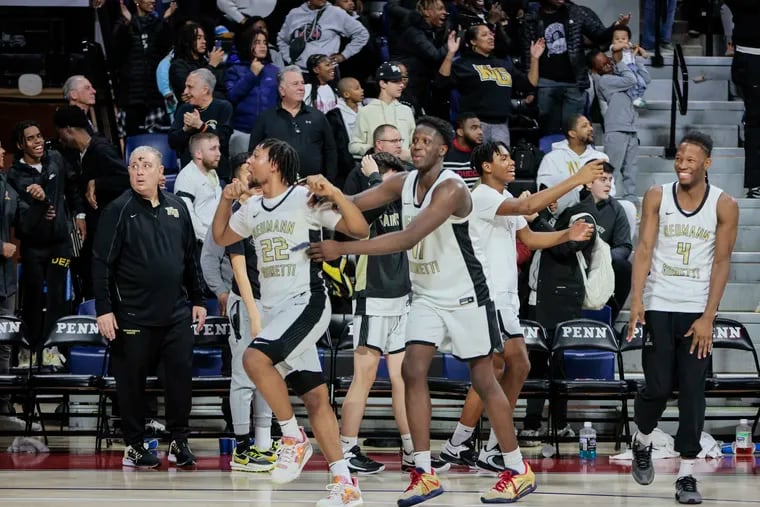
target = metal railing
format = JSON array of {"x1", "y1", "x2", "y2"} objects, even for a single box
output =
[{"x1": 665, "y1": 43, "x2": 689, "y2": 159}]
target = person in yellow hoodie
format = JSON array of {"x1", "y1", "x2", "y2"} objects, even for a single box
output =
[{"x1": 349, "y1": 62, "x2": 415, "y2": 161}]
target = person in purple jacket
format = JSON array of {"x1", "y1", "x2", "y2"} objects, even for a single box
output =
[{"x1": 225, "y1": 28, "x2": 280, "y2": 157}]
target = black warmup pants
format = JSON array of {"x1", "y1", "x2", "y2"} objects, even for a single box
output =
[
  {"x1": 634, "y1": 311, "x2": 709, "y2": 459},
  {"x1": 20, "y1": 243, "x2": 71, "y2": 360},
  {"x1": 732, "y1": 51, "x2": 760, "y2": 189},
  {"x1": 110, "y1": 316, "x2": 193, "y2": 447},
  {"x1": 609, "y1": 257, "x2": 632, "y2": 323}
]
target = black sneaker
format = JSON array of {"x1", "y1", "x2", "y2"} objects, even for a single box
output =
[
  {"x1": 122, "y1": 443, "x2": 160, "y2": 468},
  {"x1": 631, "y1": 438, "x2": 654, "y2": 485},
  {"x1": 344, "y1": 445, "x2": 385, "y2": 474},
  {"x1": 168, "y1": 440, "x2": 196, "y2": 467},
  {"x1": 675, "y1": 475, "x2": 702, "y2": 504},
  {"x1": 440, "y1": 435, "x2": 478, "y2": 467},
  {"x1": 401, "y1": 450, "x2": 452, "y2": 473}
]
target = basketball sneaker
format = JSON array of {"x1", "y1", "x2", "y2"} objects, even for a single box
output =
[
  {"x1": 401, "y1": 449, "x2": 451, "y2": 473},
  {"x1": 476, "y1": 443, "x2": 505, "y2": 472},
  {"x1": 517, "y1": 429, "x2": 542, "y2": 447},
  {"x1": 271, "y1": 427, "x2": 313, "y2": 484},
  {"x1": 675, "y1": 475, "x2": 702, "y2": 504},
  {"x1": 316, "y1": 476, "x2": 364, "y2": 507},
  {"x1": 168, "y1": 440, "x2": 196, "y2": 467},
  {"x1": 440, "y1": 434, "x2": 477, "y2": 467},
  {"x1": 231, "y1": 446, "x2": 276, "y2": 472},
  {"x1": 631, "y1": 436, "x2": 654, "y2": 485},
  {"x1": 344, "y1": 445, "x2": 385, "y2": 474},
  {"x1": 480, "y1": 462, "x2": 537, "y2": 503},
  {"x1": 397, "y1": 468, "x2": 443, "y2": 507},
  {"x1": 122, "y1": 443, "x2": 160, "y2": 468}
]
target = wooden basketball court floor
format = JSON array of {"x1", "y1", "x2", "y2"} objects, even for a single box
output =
[{"x1": 0, "y1": 439, "x2": 758, "y2": 507}]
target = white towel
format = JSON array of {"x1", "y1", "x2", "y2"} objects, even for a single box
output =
[{"x1": 611, "y1": 428, "x2": 722, "y2": 460}]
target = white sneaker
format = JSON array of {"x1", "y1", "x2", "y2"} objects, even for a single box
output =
[
  {"x1": 517, "y1": 429, "x2": 542, "y2": 447},
  {"x1": 476, "y1": 444, "x2": 504, "y2": 473},
  {"x1": 271, "y1": 427, "x2": 313, "y2": 484},
  {"x1": 316, "y1": 476, "x2": 363, "y2": 507},
  {"x1": 632, "y1": 97, "x2": 647, "y2": 108}
]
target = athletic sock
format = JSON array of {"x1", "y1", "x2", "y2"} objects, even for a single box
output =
[
  {"x1": 254, "y1": 426, "x2": 272, "y2": 451},
  {"x1": 636, "y1": 431, "x2": 653, "y2": 446},
  {"x1": 450, "y1": 422, "x2": 475, "y2": 446},
  {"x1": 340, "y1": 435, "x2": 358, "y2": 454},
  {"x1": 413, "y1": 450, "x2": 432, "y2": 473},
  {"x1": 329, "y1": 459, "x2": 352, "y2": 483},
  {"x1": 400, "y1": 434, "x2": 414, "y2": 455},
  {"x1": 503, "y1": 448, "x2": 526, "y2": 474},
  {"x1": 486, "y1": 429, "x2": 499, "y2": 450},
  {"x1": 235, "y1": 433, "x2": 250, "y2": 453},
  {"x1": 278, "y1": 416, "x2": 301, "y2": 440},
  {"x1": 678, "y1": 459, "x2": 695, "y2": 478}
]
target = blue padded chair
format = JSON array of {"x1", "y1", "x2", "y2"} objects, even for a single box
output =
[{"x1": 125, "y1": 133, "x2": 178, "y2": 173}]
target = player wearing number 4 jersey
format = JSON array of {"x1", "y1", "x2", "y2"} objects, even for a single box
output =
[
  {"x1": 308, "y1": 117, "x2": 604, "y2": 506},
  {"x1": 213, "y1": 138, "x2": 369, "y2": 507},
  {"x1": 627, "y1": 132, "x2": 738, "y2": 505}
]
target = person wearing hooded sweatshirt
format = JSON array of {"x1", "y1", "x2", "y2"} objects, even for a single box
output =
[
  {"x1": 349, "y1": 62, "x2": 415, "y2": 160},
  {"x1": 436, "y1": 24, "x2": 543, "y2": 146},
  {"x1": 536, "y1": 114, "x2": 610, "y2": 215},
  {"x1": 277, "y1": 0, "x2": 369, "y2": 72}
]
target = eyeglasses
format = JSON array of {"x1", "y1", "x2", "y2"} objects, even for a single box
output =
[
  {"x1": 291, "y1": 120, "x2": 301, "y2": 134},
  {"x1": 379, "y1": 138, "x2": 403, "y2": 144}
]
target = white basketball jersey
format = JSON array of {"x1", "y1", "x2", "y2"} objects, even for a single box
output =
[
  {"x1": 643, "y1": 182, "x2": 722, "y2": 313},
  {"x1": 229, "y1": 185, "x2": 341, "y2": 309},
  {"x1": 471, "y1": 185, "x2": 527, "y2": 311},
  {"x1": 401, "y1": 169, "x2": 493, "y2": 310}
]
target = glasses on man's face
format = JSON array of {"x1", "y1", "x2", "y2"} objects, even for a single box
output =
[
  {"x1": 379, "y1": 138, "x2": 403, "y2": 144},
  {"x1": 291, "y1": 120, "x2": 301, "y2": 134}
]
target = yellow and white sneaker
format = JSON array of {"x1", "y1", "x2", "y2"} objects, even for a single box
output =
[
  {"x1": 271, "y1": 428, "x2": 313, "y2": 484},
  {"x1": 316, "y1": 476, "x2": 363, "y2": 507},
  {"x1": 480, "y1": 461, "x2": 536, "y2": 503},
  {"x1": 397, "y1": 468, "x2": 444, "y2": 507}
]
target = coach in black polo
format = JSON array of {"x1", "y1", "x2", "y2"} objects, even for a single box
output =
[
  {"x1": 247, "y1": 65, "x2": 338, "y2": 183},
  {"x1": 92, "y1": 145, "x2": 206, "y2": 469}
]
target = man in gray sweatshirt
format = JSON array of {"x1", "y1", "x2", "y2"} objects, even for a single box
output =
[
  {"x1": 590, "y1": 49, "x2": 651, "y2": 204},
  {"x1": 277, "y1": 0, "x2": 369, "y2": 72}
]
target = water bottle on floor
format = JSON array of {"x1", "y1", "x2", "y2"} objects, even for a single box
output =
[
  {"x1": 579, "y1": 422, "x2": 597, "y2": 459},
  {"x1": 734, "y1": 419, "x2": 753, "y2": 455}
]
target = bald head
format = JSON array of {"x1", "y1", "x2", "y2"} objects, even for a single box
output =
[{"x1": 337, "y1": 77, "x2": 364, "y2": 106}]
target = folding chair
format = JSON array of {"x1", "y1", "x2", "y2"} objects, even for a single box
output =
[{"x1": 0, "y1": 316, "x2": 29, "y2": 435}]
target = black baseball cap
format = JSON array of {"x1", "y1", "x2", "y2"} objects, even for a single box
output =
[{"x1": 375, "y1": 62, "x2": 403, "y2": 82}]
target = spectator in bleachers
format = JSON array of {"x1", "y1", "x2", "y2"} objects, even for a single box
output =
[
  {"x1": 53, "y1": 106, "x2": 131, "y2": 299},
  {"x1": 225, "y1": 28, "x2": 280, "y2": 158},
  {"x1": 241, "y1": 16, "x2": 286, "y2": 69},
  {"x1": 169, "y1": 21, "x2": 227, "y2": 102},
  {"x1": 343, "y1": 126, "x2": 409, "y2": 190},
  {"x1": 304, "y1": 54, "x2": 340, "y2": 113},
  {"x1": 112, "y1": 0, "x2": 175, "y2": 137},
  {"x1": 62, "y1": 76, "x2": 98, "y2": 133},
  {"x1": 720, "y1": 1, "x2": 734, "y2": 56},
  {"x1": 589, "y1": 47, "x2": 649, "y2": 205},
  {"x1": 216, "y1": 0, "x2": 276, "y2": 30},
  {"x1": 454, "y1": 0, "x2": 512, "y2": 57},
  {"x1": 726, "y1": 0, "x2": 760, "y2": 198},
  {"x1": 93, "y1": 145, "x2": 206, "y2": 469},
  {"x1": 169, "y1": 68, "x2": 234, "y2": 181},
  {"x1": 520, "y1": 0, "x2": 629, "y2": 135},
  {"x1": 9, "y1": 121, "x2": 85, "y2": 367},
  {"x1": 536, "y1": 114, "x2": 609, "y2": 215},
  {"x1": 0, "y1": 140, "x2": 19, "y2": 414},
  {"x1": 395, "y1": 62, "x2": 421, "y2": 118},
  {"x1": 640, "y1": 0, "x2": 676, "y2": 54},
  {"x1": 567, "y1": 161, "x2": 632, "y2": 321},
  {"x1": 390, "y1": 0, "x2": 449, "y2": 117},
  {"x1": 436, "y1": 25, "x2": 543, "y2": 146},
  {"x1": 174, "y1": 133, "x2": 223, "y2": 244},
  {"x1": 277, "y1": 0, "x2": 369, "y2": 72},
  {"x1": 333, "y1": 0, "x2": 379, "y2": 84},
  {"x1": 349, "y1": 62, "x2": 414, "y2": 160},
  {"x1": 325, "y1": 77, "x2": 365, "y2": 189},
  {"x1": 248, "y1": 66, "x2": 339, "y2": 181},
  {"x1": 443, "y1": 112, "x2": 483, "y2": 188}
]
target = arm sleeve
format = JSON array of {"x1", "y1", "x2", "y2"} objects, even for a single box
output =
[
  {"x1": 596, "y1": 62, "x2": 638, "y2": 97},
  {"x1": 173, "y1": 172, "x2": 205, "y2": 242},
  {"x1": 277, "y1": 17, "x2": 292, "y2": 63},
  {"x1": 200, "y1": 228, "x2": 230, "y2": 297},
  {"x1": 62, "y1": 155, "x2": 85, "y2": 216},
  {"x1": 217, "y1": 0, "x2": 245, "y2": 23},
  {"x1": 339, "y1": 12, "x2": 370, "y2": 60},
  {"x1": 579, "y1": 5, "x2": 615, "y2": 46},
  {"x1": 169, "y1": 58, "x2": 192, "y2": 100},
  {"x1": 348, "y1": 109, "x2": 371, "y2": 156},
  {"x1": 179, "y1": 199, "x2": 204, "y2": 306},
  {"x1": 322, "y1": 116, "x2": 339, "y2": 183},
  {"x1": 508, "y1": 59, "x2": 536, "y2": 92},
  {"x1": 609, "y1": 202, "x2": 633, "y2": 261},
  {"x1": 225, "y1": 65, "x2": 259, "y2": 105},
  {"x1": 92, "y1": 202, "x2": 124, "y2": 316},
  {"x1": 635, "y1": 56, "x2": 652, "y2": 85}
]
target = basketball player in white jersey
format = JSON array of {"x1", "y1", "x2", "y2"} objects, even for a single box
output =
[
  {"x1": 309, "y1": 117, "x2": 603, "y2": 506},
  {"x1": 441, "y1": 141, "x2": 599, "y2": 471},
  {"x1": 626, "y1": 132, "x2": 738, "y2": 504},
  {"x1": 212, "y1": 138, "x2": 370, "y2": 507}
]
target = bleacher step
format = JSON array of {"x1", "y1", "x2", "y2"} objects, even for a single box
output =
[
  {"x1": 635, "y1": 124, "x2": 739, "y2": 147},
  {"x1": 645, "y1": 56, "x2": 733, "y2": 81},
  {"x1": 645, "y1": 78, "x2": 728, "y2": 102},
  {"x1": 635, "y1": 172, "x2": 744, "y2": 198},
  {"x1": 637, "y1": 101, "x2": 744, "y2": 126}
]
